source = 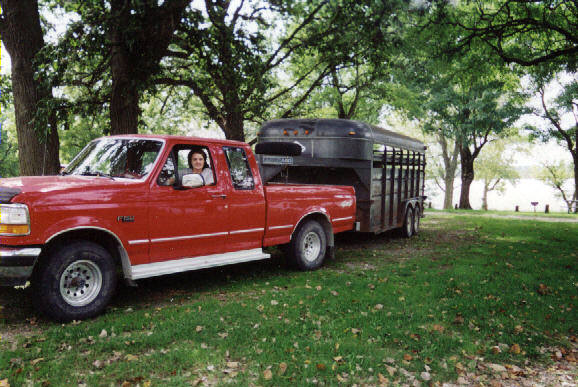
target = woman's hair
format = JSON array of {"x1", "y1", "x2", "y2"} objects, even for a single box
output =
[{"x1": 188, "y1": 148, "x2": 209, "y2": 170}]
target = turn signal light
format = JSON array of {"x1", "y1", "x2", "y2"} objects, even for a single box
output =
[
  {"x1": 293, "y1": 130, "x2": 298, "y2": 135},
  {"x1": 0, "y1": 224, "x2": 30, "y2": 235},
  {"x1": 283, "y1": 130, "x2": 288, "y2": 136},
  {"x1": 349, "y1": 131, "x2": 356, "y2": 135}
]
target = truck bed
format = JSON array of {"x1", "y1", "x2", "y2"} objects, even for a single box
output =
[{"x1": 262, "y1": 183, "x2": 356, "y2": 247}]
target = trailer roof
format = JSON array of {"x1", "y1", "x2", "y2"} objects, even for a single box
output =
[{"x1": 259, "y1": 119, "x2": 426, "y2": 152}]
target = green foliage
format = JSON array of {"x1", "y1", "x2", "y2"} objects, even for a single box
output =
[
  {"x1": 476, "y1": 140, "x2": 519, "y2": 193},
  {"x1": 0, "y1": 111, "x2": 20, "y2": 178},
  {"x1": 442, "y1": 0, "x2": 578, "y2": 71},
  {"x1": 277, "y1": 0, "x2": 411, "y2": 122},
  {"x1": 526, "y1": 73, "x2": 578, "y2": 146},
  {"x1": 538, "y1": 161, "x2": 575, "y2": 209}
]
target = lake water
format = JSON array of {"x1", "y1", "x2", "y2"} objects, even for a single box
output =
[{"x1": 426, "y1": 178, "x2": 575, "y2": 213}]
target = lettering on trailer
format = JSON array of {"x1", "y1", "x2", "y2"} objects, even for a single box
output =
[
  {"x1": 261, "y1": 155, "x2": 294, "y2": 165},
  {"x1": 117, "y1": 216, "x2": 135, "y2": 223}
]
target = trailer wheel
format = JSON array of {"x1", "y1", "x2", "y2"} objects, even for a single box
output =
[
  {"x1": 288, "y1": 220, "x2": 327, "y2": 270},
  {"x1": 33, "y1": 241, "x2": 117, "y2": 322},
  {"x1": 401, "y1": 207, "x2": 414, "y2": 238},
  {"x1": 412, "y1": 206, "x2": 421, "y2": 235}
]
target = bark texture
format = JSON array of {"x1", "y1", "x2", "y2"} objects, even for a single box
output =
[
  {"x1": 439, "y1": 134, "x2": 460, "y2": 209},
  {"x1": 0, "y1": 0, "x2": 60, "y2": 176},
  {"x1": 459, "y1": 146, "x2": 475, "y2": 209},
  {"x1": 108, "y1": 0, "x2": 190, "y2": 135}
]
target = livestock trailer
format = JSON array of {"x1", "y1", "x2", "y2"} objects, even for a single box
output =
[{"x1": 255, "y1": 119, "x2": 426, "y2": 236}]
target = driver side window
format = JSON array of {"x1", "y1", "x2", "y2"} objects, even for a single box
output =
[{"x1": 157, "y1": 146, "x2": 215, "y2": 187}]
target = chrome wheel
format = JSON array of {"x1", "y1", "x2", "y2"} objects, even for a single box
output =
[
  {"x1": 302, "y1": 231, "x2": 321, "y2": 262},
  {"x1": 59, "y1": 260, "x2": 103, "y2": 307}
]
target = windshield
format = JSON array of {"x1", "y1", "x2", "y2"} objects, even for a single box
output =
[{"x1": 64, "y1": 138, "x2": 163, "y2": 179}]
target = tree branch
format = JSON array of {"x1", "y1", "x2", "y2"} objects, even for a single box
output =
[
  {"x1": 280, "y1": 65, "x2": 331, "y2": 118},
  {"x1": 540, "y1": 87, "x2": 575, "y2": 152},
  {"x1": 155, "y1": 77, "x2": 225, "y2": 129}
]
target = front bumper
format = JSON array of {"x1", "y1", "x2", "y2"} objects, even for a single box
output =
[{"x1": 0, "y1": 246, "x2": 42, "y2": 286}]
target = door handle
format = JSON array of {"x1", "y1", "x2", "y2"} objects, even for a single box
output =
[{"x1": 211, "y1": 194, "x2": 227, "y2": 199}]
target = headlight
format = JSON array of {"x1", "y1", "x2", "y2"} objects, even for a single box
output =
[{"x1": 0, "y1": 204, "x2": 30, "y2": 236}]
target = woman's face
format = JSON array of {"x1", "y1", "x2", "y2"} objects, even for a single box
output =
[{"x1": 190, "y1": 152, "x2": 205, "y2": 172}]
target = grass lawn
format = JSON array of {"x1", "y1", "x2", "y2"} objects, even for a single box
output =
[{"x1": 0, "y1": 213, "x2": 576, "y2": 386}]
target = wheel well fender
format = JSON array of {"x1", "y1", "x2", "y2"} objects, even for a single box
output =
[
  {"x1": 402, "y1": 202, "x2": 414, "y2": 220},
  {"x1": 292, "y1": 212, "x2": 334, "y2": 249},
  {"x1": 37, "y1": 228, "x2": 131, "y2": 280}
]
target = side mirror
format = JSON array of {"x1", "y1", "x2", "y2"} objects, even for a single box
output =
[{"x1": 182, "y1": 174, "x2": 204, "y2": 188}]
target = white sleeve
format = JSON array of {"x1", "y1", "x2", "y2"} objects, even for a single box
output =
[{"x1": 202, "y1": 168, "x2": 214, "y2": 185}]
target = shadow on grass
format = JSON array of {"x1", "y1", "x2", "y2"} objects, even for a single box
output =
[{"x1": 0, "y1": 230, "x2": 408, "y2": 328}]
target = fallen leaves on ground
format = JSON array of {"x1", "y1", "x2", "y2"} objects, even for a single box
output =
[
  {"x1": 278, "y1": 362, "x2": 287, "y2": 375},
  {"x1": 263, "y1": 369, "x2": 272, "y2": 380}
]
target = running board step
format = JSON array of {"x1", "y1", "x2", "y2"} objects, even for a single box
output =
[{"x1": 130, "y1": 248, "x2": 271, "y2": 280}]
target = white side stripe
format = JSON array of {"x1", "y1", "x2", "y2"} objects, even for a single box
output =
[
  {"x1": 229, "y1": 228, "x2": 264, "y2": 235},
  {"x1": 268, "y1": 225, "x2": 293, "y2": 230},
  {"x1": 129, "y1": 228, "x2": 267, "y2": 245},
  {"x1": 151, "y1": 232, "x2": 228, "y2": 243},
  {"x1": 333, "y1": 216, "x2": 354, "y2": 222},
  {"x1": 128, "y1": 239, "x2": 150, "y2": 245}
]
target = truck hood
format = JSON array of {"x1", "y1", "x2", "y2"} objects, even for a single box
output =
[{"x1": 0, "y1": 176, "x2": 145, "y2": 205}]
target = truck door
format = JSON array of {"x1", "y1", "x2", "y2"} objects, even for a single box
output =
[
  {"x1": 222, "y1": 146, "x2": 266, "y2": 252},
  {"x1": 148, "y1": 144, "x2": 229, "y2": 262}
]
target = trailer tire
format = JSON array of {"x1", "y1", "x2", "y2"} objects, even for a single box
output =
[
  {"x1": 401, "y1": 207, "x2": 414, "y2": 238},
  {"x1": 412, "y1": 206, "x2": 421, "y2": 235},
  {"x1": 33, "y1": 241, "x2": 117, "y2": 322},
  {"x1": 288, "y1": 220, "x2": 327, "y2": 270}
]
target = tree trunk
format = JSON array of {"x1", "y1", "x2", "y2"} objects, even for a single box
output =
[
  {"x1": 438, "y1": 134, "x2": 459, "y2": 209},
  {"x1": 459, "y1": 146, "x2": 475, "y2": 209},
  {"x1": 109, "y1": 0, "x2": 139, "y2": 135},
  {"x1": 572, "y1": 153, "x2": 578, "y2": 214},
  {"x1": 224, "y1": 109, "x2": 245, "y2": 142},
  {"x1": 0, "y1": 0, "x2": 60, "y2": 176},
  {"x1": 108, "y1": 0, "x2": 189, "y2": 135},
  {"x1": 110, "y1": 67, "x2": 139, "y2": 134},
  {"x1": 482, "y1": 180, "x2": 489, "y2": 211},
  {"x1": 443, "y1": 176, "x2": 455, "y2": 210}
]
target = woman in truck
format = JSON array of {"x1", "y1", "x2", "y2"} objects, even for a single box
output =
[{"x1": 189, "y1": 148, "x2": 215, "y2": 185}]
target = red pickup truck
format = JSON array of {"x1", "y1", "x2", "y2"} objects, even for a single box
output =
[{"x1": 0, "y1": 135, "x2": 355, "y2": 321}]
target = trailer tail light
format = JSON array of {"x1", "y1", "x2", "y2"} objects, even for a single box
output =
[
  {"x1": 305, "y1": 130, "x2": 310, "y2": 135},
  {"x1": 349, "y1": 131, "x2": 356, "y2": 135}
]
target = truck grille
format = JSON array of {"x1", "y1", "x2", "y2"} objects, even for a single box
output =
[{"x1": 0, "y1": 188, "x2": 21, "y2": 203}]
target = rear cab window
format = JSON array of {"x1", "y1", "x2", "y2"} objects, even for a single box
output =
[{"x1": 223, "y1": 147, "x2": 255, "y2": 190}]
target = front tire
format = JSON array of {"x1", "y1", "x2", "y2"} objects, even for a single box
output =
[
  {"x1": 33, "y1": 241, "x2": 117, "y2": 322},
  {"x1": 288, "y1": 220, "x2": 327, "y2": 271}
]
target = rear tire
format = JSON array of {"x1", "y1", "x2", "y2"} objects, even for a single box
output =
[
  {"x1": 412, "y1": 206, "x2": 421, "y2": 235},
  {"x1": 33, "y1": 241, "x2": 117, "y2": 322},
  {"x1": 288, "y1": 220, "x2": 327, "y2": 270},
  {"x1": 401, "y1": 207, "x2": 414, "y2": 238}
]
